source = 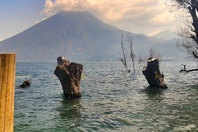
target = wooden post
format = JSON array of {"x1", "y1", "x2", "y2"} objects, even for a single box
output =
[{"x1": 0, "y1": 53, "x2": 16, "y2": 132}]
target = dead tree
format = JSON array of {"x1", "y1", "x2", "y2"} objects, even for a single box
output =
[
  {"x1": 168, "y1": 0, "x2": 198, "y2": 59},
  {"x1": 120, "y1": 34, "x2": 130, "y2": 72},
  {"x1": 54, "y1": 56, "x2": 83, "y2": 98},
  {"x1": 168, "y1": 0, "x2": 198, "y2": 72},
  {"x1": 127, "y1": 32, "x2": 136, "y2": 73},
  {"x1": 142, "y1": 57, "x2": 167, "y2": 88}
]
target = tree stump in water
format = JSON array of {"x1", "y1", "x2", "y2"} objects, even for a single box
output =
[
  {"x1": 142, "y1": 57, "x2": 167, "y2": 88},
  {"x1": 19, "y1": 80, "x2": 31, "y2": 88},
  {"x1": 54, "y1": 56, "x2": 83, "y2": 98}
]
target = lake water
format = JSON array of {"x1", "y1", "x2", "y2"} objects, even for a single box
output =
[{"x1": 14, "y1": 62, "x2": 198, "y2": 131}]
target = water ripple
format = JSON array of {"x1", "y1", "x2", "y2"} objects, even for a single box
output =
[{"x1": 14, "y1": 62, "x2": 198, "y2": 131}]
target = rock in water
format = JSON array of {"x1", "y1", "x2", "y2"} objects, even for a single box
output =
[
  {"x1": 54, "y1": 56, "x2": 83, "y2": 98},
  {"x1": 142, "y1": 57, "x2": 167, "y2": 88},
  {"x1": 19, "y1": 80, "x2": 31, "y2": 88}
]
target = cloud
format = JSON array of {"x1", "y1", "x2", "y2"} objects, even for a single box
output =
[
  {"x1": 43, "y1": 0, "x2": 178, "y2": 34},
  {"x1": 43, "y1": 0, "x2": 91, "y2": 15}
]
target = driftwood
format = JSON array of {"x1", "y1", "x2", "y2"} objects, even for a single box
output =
[
  {"x1": 142, "y1": 57, "x2": 167, "y2": 88},
  {"x1": 179, "y1": 64, "x2": 198, "y2": 73},
  {"x1": 54, "y1": 56, "x2": 83, "y2": 98}
]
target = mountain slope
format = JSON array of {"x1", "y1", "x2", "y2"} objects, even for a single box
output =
[
  {"x1": 0, "y1": 11, "x2": 127, "y2": 61},
  {"x1": 0, "y1": 11, "x2": 183, "y2": 62}
]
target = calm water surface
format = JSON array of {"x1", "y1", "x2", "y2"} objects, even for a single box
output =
[{"x1": 14, "y1": 62, "x2": 198, "y2": 131}]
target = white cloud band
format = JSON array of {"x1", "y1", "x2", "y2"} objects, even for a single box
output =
[{"x1": 43, "y1": 0, "x2": 178, "y2": 35}]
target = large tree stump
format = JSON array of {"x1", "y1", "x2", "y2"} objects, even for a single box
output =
[
  {"x1": 54, "y1": 56, "x2": 83, "y2": 98},
  {"x1": 142, "y1": 57, "x2": 167, "y2": 88}
]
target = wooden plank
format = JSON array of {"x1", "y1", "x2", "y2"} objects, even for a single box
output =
[{"x1": 0, "y1": 54, "x2": 16, "y2": 132}]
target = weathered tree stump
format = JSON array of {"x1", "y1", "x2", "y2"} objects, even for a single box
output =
[
  {"x1": 142, "y1": 57, "x2": 167, "y2": 88},
  {"x1": 54, "y1": 56, "x2": 83, "y2": 98}
]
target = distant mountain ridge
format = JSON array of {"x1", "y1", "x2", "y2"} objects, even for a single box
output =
[
  {"x1": 151, "y1": 30, "x2": 179, "y2": 40},
  {"x1": 0, "y1": 11, "x2": 184, "y2": 62}
]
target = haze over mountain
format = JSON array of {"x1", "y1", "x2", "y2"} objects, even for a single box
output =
[
  {"x1": 151, "y1": 30, "x2": 180, "y2": 40},
  {"x1": 0, "y1": 11, "x2": 184, "y2": 62}
]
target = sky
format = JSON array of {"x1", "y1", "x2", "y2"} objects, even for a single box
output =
[{"x1": 0, "y1": 0, "x2": 180, "y2": 41}]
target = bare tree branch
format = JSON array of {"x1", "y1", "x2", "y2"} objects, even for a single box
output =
[
  {"x1": 120, "y1": 34, "x2": 129, "y2": 72},
  {"x1": 168, "y1": 0, "x2": 198, "y2": 60},
  {"x1": 126, "y1": 32, "x2": 136, "y2": 73}
]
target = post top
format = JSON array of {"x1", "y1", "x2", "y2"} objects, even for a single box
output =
[{"x1": 0, "y1": 52, "x2": 16, "y2": 55}]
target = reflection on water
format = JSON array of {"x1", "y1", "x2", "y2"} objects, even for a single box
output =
[
  {"x1": 143, "y1": 86, "x2": 165, "y2": 100},
  {"x1": 54, "y1": 94, "x2": 83, "y2": 131},
  {"x1": 59, "y1": 95, "x2": 82, "y2": 119}
]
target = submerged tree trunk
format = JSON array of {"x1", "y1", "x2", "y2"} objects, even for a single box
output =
[
  {"x1": 120, "y1": 34, "x2": 130, "y2": 72},
  {"x1": 127, "y1": 32, "x2": 135, "y2": 73},
  {"x1": 54, "y1": 56, "x2": 83, "y2": 98},
  {"x1": 142, "y1": 57, "x2": 167, "y2": 88}
]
